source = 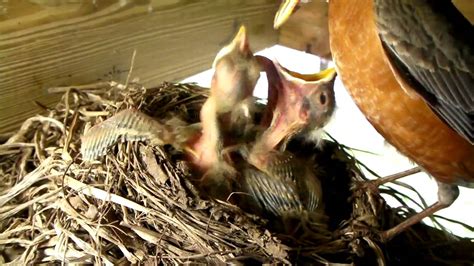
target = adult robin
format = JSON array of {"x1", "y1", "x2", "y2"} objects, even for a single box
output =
[{"x1": 274, "y1": 0, "x2": 474, "y2": 242}]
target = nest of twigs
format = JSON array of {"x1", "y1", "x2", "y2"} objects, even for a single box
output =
[{"x1": 1, "y1": 81, "x2": 473, "y2": 265}]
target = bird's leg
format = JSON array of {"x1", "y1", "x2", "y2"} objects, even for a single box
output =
[
  {"x1": 359, "y1": 167, "x2": 422, "y2": 194},
  {"x1": 371, "y1": 166, "x2": 421, "y2": 187},
  {"x1": 380, "y1": 181, "x2": 459, "y2": 242}
]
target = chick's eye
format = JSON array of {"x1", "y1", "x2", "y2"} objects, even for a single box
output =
[{"x1": 319, "y1": 92, "x2": 327, "y2": 105}]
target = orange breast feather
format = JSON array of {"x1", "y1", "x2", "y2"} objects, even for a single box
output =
[{"x1": 328, "y1": 0, "x2": 474, "y2": 184}]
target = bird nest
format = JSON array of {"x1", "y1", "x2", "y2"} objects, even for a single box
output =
[{"x1": 0, "y1": 81, "x2": 472, "y2": 265}]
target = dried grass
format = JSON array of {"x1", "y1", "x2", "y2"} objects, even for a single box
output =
[{"x1": 0, "y1": 81, "x2": 472, "y2": 265}]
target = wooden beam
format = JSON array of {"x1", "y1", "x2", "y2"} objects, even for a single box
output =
[
  {"x1": 453, "y1": 0, "x2": 474, "y2": 23},
  {"x1": 0, "y1": 0, "x2": 279, "y2": 134},
  {"x1": 278, "y1": 0, "x2": 473, "y2": 58}
]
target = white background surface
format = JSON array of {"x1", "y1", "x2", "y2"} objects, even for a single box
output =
[{"x1": 182, "y1": 45, "x2": 473, "y2": 238}]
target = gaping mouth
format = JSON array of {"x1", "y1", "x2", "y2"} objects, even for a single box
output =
[
  {"x1": 278, "y1": 64, "x2": 336, "y2": 84},
  {"x1": 274, "y1": 0, "x2": 301, "y2": 29}
]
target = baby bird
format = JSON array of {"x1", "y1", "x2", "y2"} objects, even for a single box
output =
[
  {"x1": 211, "y1": 26, "x2": 261, "y2": 141},
  {"x1": 184, "y1": 25, "x2": 261, "y2": 198},
  {"x1": 241, "y1": 56, "x2": 336, "y2": 222},
  {"x1": 81, "y1": 26, "x2": 260, "y2": 200}
]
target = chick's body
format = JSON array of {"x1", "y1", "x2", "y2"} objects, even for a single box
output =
[
  {"x1": 186, "y1": 26, "x2": 261, "y2": 199},
  {"x1": 210, "y1": 27, "x2": 261, "y2": 141},
  {"x1": 240, "y1": 56, "x2": 336, "y2": 220}
]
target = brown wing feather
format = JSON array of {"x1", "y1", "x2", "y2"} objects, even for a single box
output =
[
  {"x1": 81, "y1": 109, "x2": 170, "y2": 161},
  {"x1": 375, "y1": 0, "x2": 474, "y2": 143}
]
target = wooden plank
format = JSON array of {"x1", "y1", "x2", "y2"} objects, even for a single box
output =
[
  {"x1": 278, "y1": 0, "x2": 473, "y2": 58},
  {"x1": 277, "y1": 0, "x2": 330, "y2": 60},
  {"x1": 0, "y1": 0, "x2": 279, "y2": 134},
  {"x1": 453, "y1": 0, "x2": 474, "y2": 24}
]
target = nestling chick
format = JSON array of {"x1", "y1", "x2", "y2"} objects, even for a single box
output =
[
  {"x1": 241, "y1": 56, "x2": 336, "y2": 225},
  {"x1": 81, "y1": 25, "x2": 260, "y2": 201},
  {"x1": 211, "y1": 26, "x2": 261, "y2": 141},
  {"x1": 187, "y1": 25, "x2": 261, "y2": 199}
]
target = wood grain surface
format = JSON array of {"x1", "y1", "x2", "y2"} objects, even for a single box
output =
[{"x1": 0, "y1": 0, "x2": 279, "y2": 134}]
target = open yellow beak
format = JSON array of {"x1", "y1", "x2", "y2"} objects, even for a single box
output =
[
  {"x1": 274, "y1": 0, "x2": 301, "y2": 29},
  {"x1": 279, "y1": 65, "x2": 336, "y2": 83}
]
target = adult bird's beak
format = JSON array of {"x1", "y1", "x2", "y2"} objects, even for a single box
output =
[{"x1": 274, "y1": 0, "x2": 301, "y2": 29}]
